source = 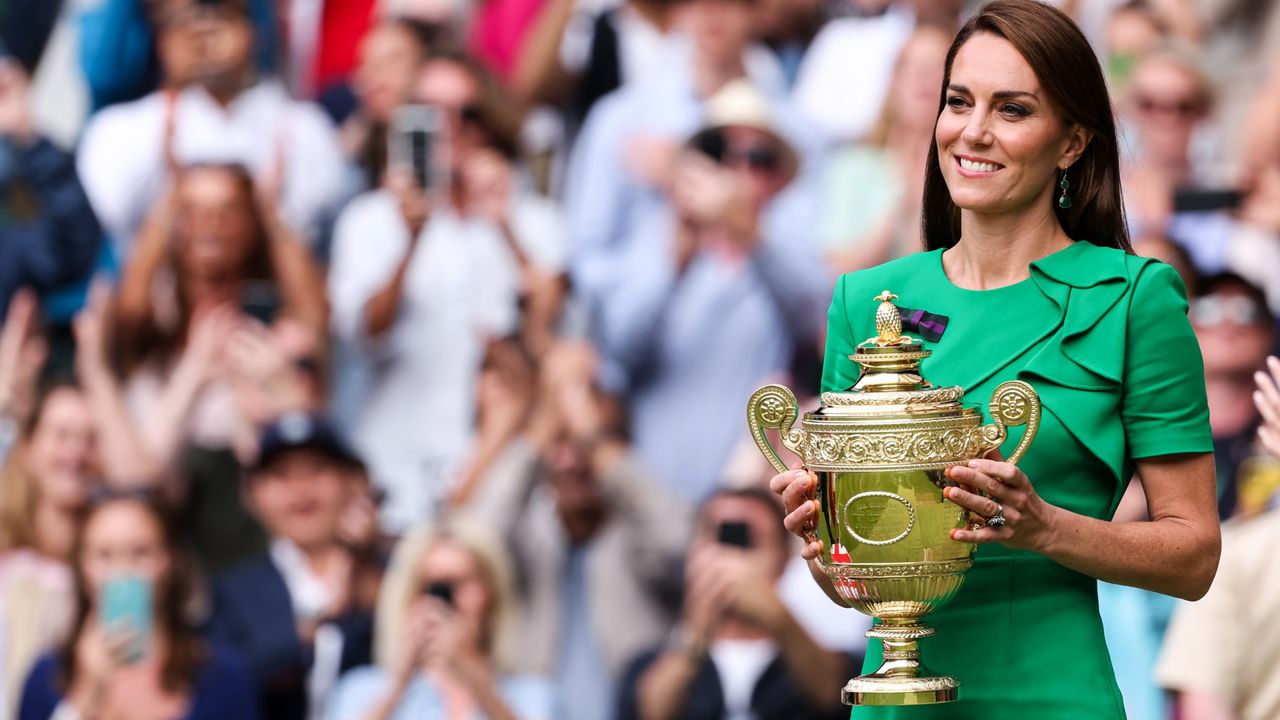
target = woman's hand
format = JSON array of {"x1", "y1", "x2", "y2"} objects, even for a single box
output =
[
  {"x1": 943, "y1": 451, "x2": 1062, "y2": 550},
  {"x1": 1255, "y1": 355, "x2": 1280, "y2": 458},
  {"x1": 768, "y1": 467, "x2": 823, "y2": 560}
]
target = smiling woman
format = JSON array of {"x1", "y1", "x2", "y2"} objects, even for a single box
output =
[{"x1": 769, "y1": 1, "x2": 1220, "y2": 719}]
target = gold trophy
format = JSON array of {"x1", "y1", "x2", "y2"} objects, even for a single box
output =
[{"x1": 747, "y1": 290, "x2": 1041, "y2": 706}]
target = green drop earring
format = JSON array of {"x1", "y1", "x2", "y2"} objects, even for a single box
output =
[{"x1": 1057, "y1": 169, "x2": 1072, "y2": 210}]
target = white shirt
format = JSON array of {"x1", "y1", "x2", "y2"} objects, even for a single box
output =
[
  {"x1": 791, "y1": 5, "x2": 915, "y2": 145},
  {"x1": 560, "y1": 0, "x2": 673, "y2": 88},
  {"x1": 327, "y1": 190, "x2": 564, "y2": 533},
  {"x1": 269, "y1": 540, "x2": 344, "y2": 720},
  {"x1": 709, "y1": 638, "x2": 777, "y2": 720},
  {"x1": 77, "y1": 81, "x2": 346, "y2": 258}
]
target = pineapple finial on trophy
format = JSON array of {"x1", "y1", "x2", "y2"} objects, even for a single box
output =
[{"x1": 873, "y1": 291, "x2": 909, "y2": 346}]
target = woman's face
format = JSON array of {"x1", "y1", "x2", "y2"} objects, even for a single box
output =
[
  {"x1": 1126, "y1": 57, "x2": 1205, "y2": 164},
  {"x1": 935, "y1": 33, "x2": 1084, "y2": 217},
  {"x1": 891, "y1": 28, "x2": 950, "y2": 131},
  {"x1": 416, "y1": 540, "x2": 491, "y2": 631},
  {"x1": 174, "y1": 166, "x2": 258, "y2": 280},
  {"x1": 80, "y1": 501, "x2": 171, "y2": 607},
  {"x1": 27, "y1": 388, "x2": 96, "y2": 512},
  {"x1": 356, "y1": 24, "x2": 423, "y2": 124},
  {"x1": 416, "y1": 60, "x2": 485, "y2": 167}
]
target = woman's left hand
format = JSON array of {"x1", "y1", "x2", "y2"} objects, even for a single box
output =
[{"x1": 943, "y1": 450, "x2": 1061, "y2": 551}]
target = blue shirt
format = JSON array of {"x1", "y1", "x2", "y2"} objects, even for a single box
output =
[
  {"x1": 565, "y1": 41, "x2": 831, "y2": 501},
  {"x1": 327, "y1": 666, "x2": 554, "y2": 720},
  {"x1": 18, "y1": 644, "x2": 260, "y2": 720}
]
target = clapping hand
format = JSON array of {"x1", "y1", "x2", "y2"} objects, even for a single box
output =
[
  {"x1": 1256, "y1": 356, "x2": 1280, "y2": 458},
  {"x1": 0, "y1": 289, "x2": 47, "y2": 421}
]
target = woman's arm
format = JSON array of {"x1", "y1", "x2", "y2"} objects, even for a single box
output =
[
  {"x1": 115, "y1": 189, "x2": 176, "y2": 340},
  {"x1": 946, "y1": 451, "x2": 1220, "y2": 600},
  {"x1": 74, "y1": 282, "x2": 159, "y2": 486},
  {"x1": 259, "y1": 199, "x2": 328, "y2": 343}
]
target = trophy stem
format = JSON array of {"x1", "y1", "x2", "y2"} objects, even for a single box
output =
[{"x1": 842, "y1": 619, "x2": 959, "y2": 706}]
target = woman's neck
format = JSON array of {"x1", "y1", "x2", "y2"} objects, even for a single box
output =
[
  {"x1": 183, "y1": 275, "x2": 240, "y2": 308},
  {"x1": 946, "y1": 203, "x2": 1072, "y2": 289},
  {"x1": 33, "y1": 501, "x2": 76, "y2": 561}
]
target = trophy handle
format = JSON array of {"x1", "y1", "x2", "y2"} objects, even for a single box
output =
[
  {"x1": 746, "y1": 384, "x2": 807, "y2": 474},
  {"x1": 982, "y1": 380, "x2": 1042, "y2": 465}
]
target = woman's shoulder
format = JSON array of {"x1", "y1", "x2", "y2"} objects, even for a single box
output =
[{"x1": 834, "y1": 251, "x2": 940, "y2": 302}]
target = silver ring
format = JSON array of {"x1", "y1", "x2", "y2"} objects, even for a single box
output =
[{"x1": 986, "y1": 504, "x2": 1006, "y2": 527}]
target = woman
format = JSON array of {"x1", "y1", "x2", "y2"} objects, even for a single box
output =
[
  {"x1": 0, "y1": 383, "x2": 93, "y2": 715},
  {"x1": 770, "y1": 2, "x2": 1219, "y2": 718},
  {"x1": 115, "y1": 163, "x2": 327, "y2": 572},
  {"x1": 327, "y1": 521, "x2": 552, "y2": 719},
  {"x1": 818, "y1": 24, "x2": 951, "y2": 275},
  {"x1": 17, "y1": 491, "x2": 259, "y2": 719}
]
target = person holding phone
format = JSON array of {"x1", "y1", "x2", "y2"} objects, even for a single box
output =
[
  {"x1": 17, "y1": 490, "x2": 259, "y2": 720},
  {"x1": 327, "y1": 521, "x2": 553, "y2": 720},
  {"x1": 328, "y1": 50, "x2": 565, "y2": 534},
  {"x1": 617, "y1": 488, "x2": 855, "y2": 720}
]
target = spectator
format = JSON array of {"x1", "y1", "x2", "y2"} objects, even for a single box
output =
[
  {"x1": 76, "y1": 0, "x2": 280, "y2": 112},
  {"x1": 114, "y1": 163, "x2": 327, "y2": 572},
  {"x1": 0, "y1": 59, "x2": 102, "y2": 318},
  {"x1": 336, "y1": 19, "x2": 433, "y2": 192},
  {"x1": 1156, "y1": 376, "x2": 1280, "y2": 720},
  {"x1": 593, "y1": 80, "x2": 826, "y2": 502},
  {"x1": 0, "y1": 381, "x2": 85, "y2": 715},
  {"x1": 1101, "y1": 1, "x2": 1170, "y2": 92},
  {"x1": 816, "y1": 24, "x2": 950, "y2": 275},
  {"x1": 564, "y1": 0, "x2": 797, "y2": 299},
  {"x1": 17, "y1": 490, "x2": 260, "y2": 720},
  {"x1": 460, "y1": 341, "x2": 691, "y2": 720},
  {"x1": 1120, "y1": 43, "x2": 1230, "y2": 270},
  {"x1": 328, "y1": 51, "x2": 565, "y2": 533},
  {"x1": 616, "y1": 487, "x2": 854, "y2": 720},
  {"x1": 327, "y1": 520, "x2": 554, "y2": 719},
  {"x1": 76, "y1": 0, "x2": 345, "y2": 257},
  {"x1": 0, "y1": 283, "x2": 159, "y2": 715},
  {"x1": 209, "y1": 413, "x2": 380, "y2": 720},
  {"x1": 790, "y1": 0, "x2": 939, "y2": 146},
  {"x1": 513, "y1": 0, "x2": 684, "y2": 127},
  {"x1": 1191, "y1": 272, "x2": 1276, "y2": 518}
]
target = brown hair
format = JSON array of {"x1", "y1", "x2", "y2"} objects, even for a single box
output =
[
  {"x1": 60, "y1": 491, "x2": 206, "y2": 694},
  {"x1": 116, "y1": 162, "x2": 273, "y2": 373},
  {"x1": 921, "y1": 0, "x2": 1131, "y2": 252}
]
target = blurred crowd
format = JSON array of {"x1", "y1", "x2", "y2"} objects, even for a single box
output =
[{"x1": 0, "y1": 0, "x2": 1278, "y2": 718}]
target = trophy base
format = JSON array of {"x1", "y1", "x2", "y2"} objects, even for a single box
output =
[
  {"x1": 842, "y1": 675, "x2": 959, "y2": 706},
  {"x1": 841, "y1": 620, "x2": 959, "y2": 706}
]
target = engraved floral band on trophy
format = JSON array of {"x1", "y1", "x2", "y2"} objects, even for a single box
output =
[{"x1": 746, "y1": 290, "x2": 1042, "y2": 706}]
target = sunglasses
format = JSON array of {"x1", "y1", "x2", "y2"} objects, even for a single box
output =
[
  {"x1": 1134, "y1": 94, "x2": 1202, "y2": 119},
  {"x1": 693, "y1": 130, "x2": 784, "y2": 172},
  {"x1": 1191, "y1": 295, "x2": 1266, "y2": 327}
]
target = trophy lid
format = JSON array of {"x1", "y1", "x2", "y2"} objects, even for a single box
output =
[{"x1": 817, "y1": 291, "x2": 968, "y2": 418}]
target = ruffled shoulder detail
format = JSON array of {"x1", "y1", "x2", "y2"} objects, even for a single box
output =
[{"x1": 1020, "y1": 242, "x2": 1160, "y2": 485}]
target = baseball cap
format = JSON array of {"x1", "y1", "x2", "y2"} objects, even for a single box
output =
[{"x1": 250, "y1": 412, "x2": 362, "y2": 472}]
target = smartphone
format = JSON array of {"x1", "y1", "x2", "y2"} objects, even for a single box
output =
[
  {"x1": 238, "y1": 282, "x2": 279, "y2": 325},
  {"x1": 424, "y1": 580, "x2": 454, "y2": 607},
  {"x1": 389, "y1": 105, "x2": 447, "y2": 194},
  {"x1": 100, "y1": 576, "x2": 152, "y2": 664},
  {"x1": 1172, "y1": 188, "x2": 1243, "y2": 213},
  {"x1": 716, "y1": 520, "x2": 752, "y2": 549}
]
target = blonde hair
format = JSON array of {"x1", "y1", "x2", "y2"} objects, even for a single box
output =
[
  {"x1": 373, "y1": 515, "x2": 521, "y2": 674},
  {"x1": 0, "y1": 446, "x2": 40, "y2": 552}
]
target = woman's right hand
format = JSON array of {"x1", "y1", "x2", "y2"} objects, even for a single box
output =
[{"x1": 769, "y1": 467, "x2": 823, "y2": 560}]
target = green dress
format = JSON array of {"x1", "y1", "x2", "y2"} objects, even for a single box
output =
[{"x1": 821, "y1": 241, "x2": 1212, "y2": 720}]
